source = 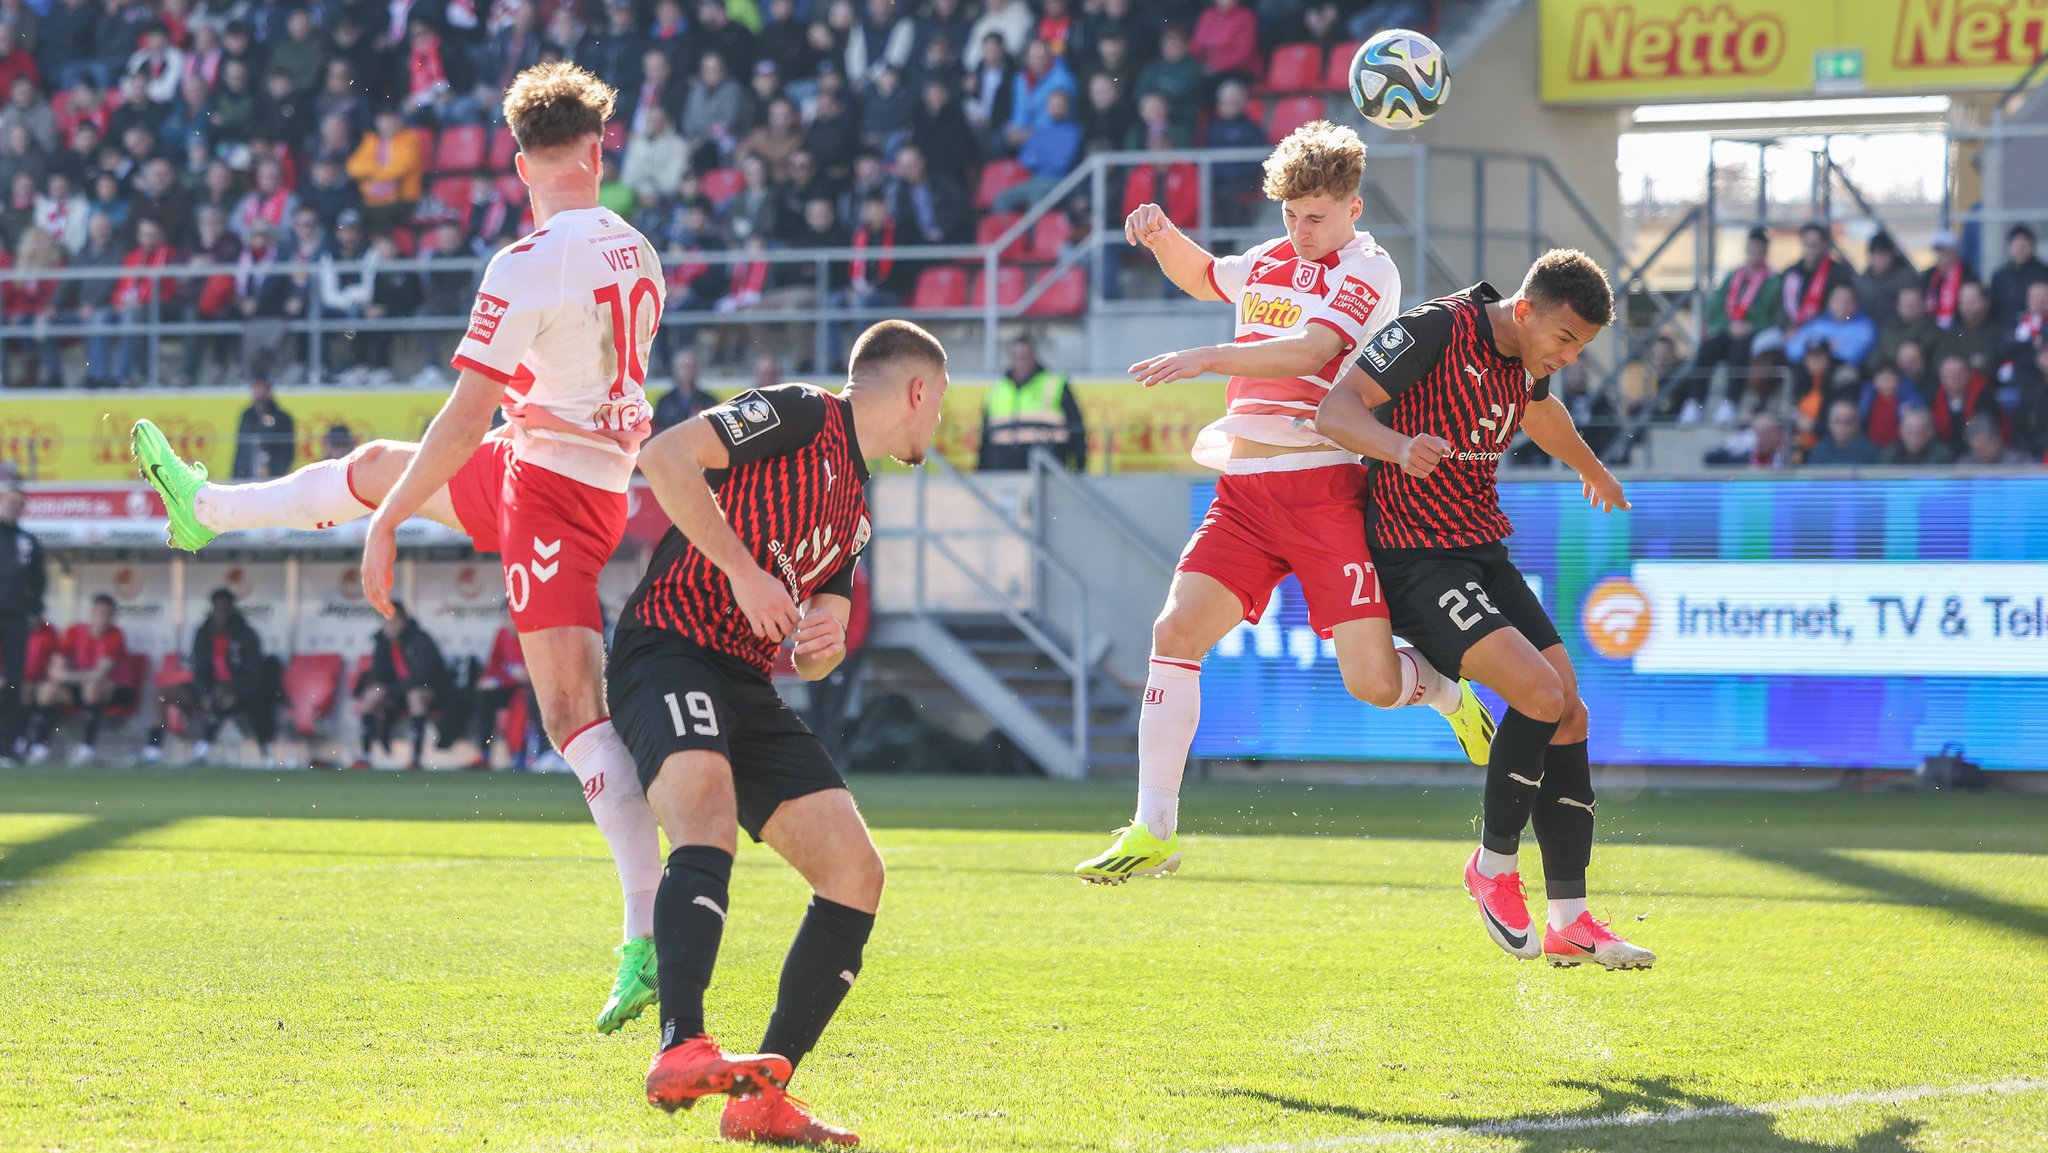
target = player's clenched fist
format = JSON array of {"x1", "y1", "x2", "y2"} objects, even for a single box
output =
[
  {"x1": 1399, "y1": 433, "x2": 1452, "y2": 478},
  {"x1": 791, "y1": 605, "x2": 846, "y2": 662},
  {"x1": 734, "y1": 566, "x2": 801, "y2": 642},
  {"x1": 1125, "y1": 203, "x2": 1171, "y2": 249}
]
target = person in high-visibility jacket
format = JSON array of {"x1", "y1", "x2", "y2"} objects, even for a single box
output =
[{"x1": 978, "y1": 335, "x2": 1089, "y2": 470}]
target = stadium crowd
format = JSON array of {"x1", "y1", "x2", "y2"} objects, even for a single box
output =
[{"x1": 0, "y1": 0, "x2": 1432, "y2": 386}]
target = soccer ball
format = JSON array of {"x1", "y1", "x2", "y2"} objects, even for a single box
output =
[{"x1": 1348, "y1": 29, "x2": 1448, "y2": 131}]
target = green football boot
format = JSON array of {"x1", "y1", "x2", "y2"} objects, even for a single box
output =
[
  {"x1": 1444, "y1": 679, "x2": 1497, "y2": 767},
  {"x1": 1074, "y1": 822, "x2": 1182, "y2": 884},
  {"x1": 597, "y1": 936, "x2": 659, "y2": 1035},
  {"x1": 131, "y1": 419, "x2": 218, "y2": 552}
]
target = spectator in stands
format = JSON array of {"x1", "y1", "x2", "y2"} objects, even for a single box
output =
[
  {"x1": 760, "y1": 0, "x2": 819, "y2": 90},
  {"x1": 25, "y1": 592, "x2": 133, "y2": 766},
  {"x1": 1036, "y1": 0, "x2": 1076, "y2": 58},
  {"x1": 1895, "y1": 337, "x2": 1932, "y2": 397},
  {"x1": 207, "y1": 59, "x2": 258, "y2": 146},
  {"x1": 996, "y1": 87, "x2": 1080, "y2": 210},
  {"x1": 156, "y1": 73, "x2": 213, "y2": 157},
  {"x1": 861, "y1": 63, "x2": 915, "y2": 158},
  {"x1": 1706, "y1": 411, "x2": 1789, "y2": 469},
  {"x1": 1859, "y1": 362, "x2": 1922, "y2": 451},
  {"x1": 42, "y1": 0, "x2": 105, "y2": 91},
  {"x1": 472, "y1": 623, "x2": 535, "y2": 770},
  {"x1": 1788, "y1": 337, "x2": 1855, "y2": 449},
  {"x1": 2004, "y1": 338, "x2": 2048, "y2": 456},
  {"x1": 353, "y1": 600, "x2": 450, "y2": 771},
  {"x1": 362, "y1": 231, "x2": 419, "y2": 368},
  {"x1": 300, "y1": 153, "x2": 363, "y2": 230},
  {"x1": 963, "y1": 34, "x2": 1015, "y2": 161},
  {"x1": 0, "y1": 121, "x2": 47, "y2": 194},
  {"x1": 828, "y1": 193, "x2": 912, "y2": 356},
  {"x1": 111, "y1": 216, "x2": 176, "y2": 385},
  {"x1": 126, "y1": 23, "x2": 187, "y2": 106},
  {"x1": 803, "y1": 82, "x2": 861, "y2": 181},
  {"x1": 1557, "y1": 361, "x2": 1622, "y2": 461},
  {"x1": 129, "y1": 156, "x2": 192, "y2": 247},
  {"x1": 1869, "y1": 281, "x2": 1939, "y2": 373},
  {"x1": 623, "y1": 104, "x2": 688, "y2": 194},
  {"x1": 270, "y1": 8, "x2": 327, "y2": 95},
  {"x1": 890, "y1": 142, "x2": 967, "y2": 244},
  {"x1": 316, "y1": 209, "x2": 377, "y2": 372},
  {"x1": 232, "y1": 376, "x2": 296, "y2": 479},
  {"x1": 627, "y1": 48, "x2": 685, "y2": 136},
  {"x1": 1079, "y1": 72, "x2": 1131, "y2": 155},
  {"x1": 1670, "y1": 226, "x2": 1779, "y2": 423},
  {"x1": 2, "y1": 222, "x2": 60, "y2": 387},
  {"x1": 1190, "y1": 0, "x2": 1261, "y2": 87},
  {"x1": 255, "y1": 67, "x2": 312, "y2": 150},
  {"x1": 1006, "y1": 39, "x2": 1075, "y2": 147},
  {"x1": 164, "y1": 587, "x2": 277, "y2": 766},
  {"x1": 738, "y1": 95, "x2": 806, "y2": 181},
  {"x1": 1075, "y1": 0, "x2": 1152, "y2": 74},
  {"x1": 682, "y1": 51, "x2": 749, "y2": 169},
  {"x1": 912, "y1": 76, "x2": 976, "y2": 186},
  {"x1": 1804, "y1": 398, "x2": 1879, "y2": 467},
  {"x1": 1136, "y1": 25, "x2": 1204, "y2": 133},
  {"x1": 33, "y1": 171, "x2": 87, "y2": 256},
  {"x1": 0, "y1": 76, "x2": 56, "y2": 153},
  {"x1": 1937, "y1": 281, "x2": 2003, "y2": 376},
  {"x1": 236, "y1": 217, "x2": 305, "y2": 374},
  {"x1": 1855, "y1": 231, "x2": 1918, "y2": 326},
  {"x1": 176, "y1": 204, "x2": 240, "y2": 383},
  {"x1": 230, "y1": 156, "x2": 296, "y2": 244},
  {"x1": 696, "y1": 0, "x2": 760, "y2": 75},
  {"x1": 0, "y1": 483, "x2": 41, "y2": 761},
  {"x1": 980, "y1": 334, "x2": 1087, "y2": 471},
  {"x1": 1930, "y1": 353, "x2": 1996, "y2": 453},
  {"x1": 1204, "y1": 80, "x2": 1266, "y2": 225},
  {"x1": 1988, "y1": 223, "x2": 2048, "y2": 327},
  {"x1": 971, "y1": 0, "x2": 1036, "y2": 57},
  {"x1": 652, "y1": 348, "x2": 717, "y2": 432},
  {"x1": 348, "y1": 107, "x2": 425, "y2": 232},
  {"x1": 848, "y1": 0, "x2": 918, "y2": 85},
  {"x1": 1883, "y1": 407, "x2": 1953, "y2": 466},
  {"x1": 1787, "y1": 283, "x2": 1876, "y2": 368},
  {"x1": 315, "y1": 60, "x2": 370, "y2": 143},
  {"x1": 70, "y1": 211, "x2": 120, "y2": 387},
  {"x1": 1780, "y1": 222, "x2": 1852, "y2": 333},
  {"x1": 1923, "y1": 230, "x2": 1976, "y2": 330},
  {"x1": 423, "y1": 219, "x2": 478, "y2": 316},
  {"x1": 1965, "y1": 414, "x2": 2024, "y2": 465}
]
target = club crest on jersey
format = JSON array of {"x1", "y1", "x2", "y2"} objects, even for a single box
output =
[
  {"x1": 850, "y1": 514, "x2": 871, "y2": 555},
  {"x1": 1242, "y1": 292, "x2": 1304, "y2": 329},
  {"x1": 1292, "y1": 262, "x2": 1320, "y2": 292},
  {"x1": 467, "y1": 293, "x2": 511, "y2": 344},
  {"x1": 713, "y1": 390, "x2": 782, "y2": 445},
  {"x1": 1361, "y1": 321, "x2": 1411, "y2": 371},
  {"x1": 1332, "y1": 276, "x2": 1382, "y2": 325}
]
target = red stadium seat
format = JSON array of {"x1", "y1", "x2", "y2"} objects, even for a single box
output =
[
  {"x1": 700, "y1": 167, "x2": 745, "y2": 205},
  {"x1": 968, "y1": 265, "x2": 1027, "y2": 308},
  {"x1": 1025, "y1": 267, "x2": 1087, "y2": 317},
  {"x1": 602, "y1": 121, "x2": 626, "y2": 154},
  {"x1": 1027, "y1": 212, "x2": 1069, "y2": 260},
  {"x1": 155, "y1": 653, "x2": 192, "y2": 737},
  {"x1": 1324, "y1": 40, "x2": 1363, "y2": 89},
  {"x1": 910, "y1": 265, "x2": 968, "y2": 309},
  {"x1": 421, "y1": 176, "x2": 475, "y2": 228},
  {"x1": 487, "y1": 125, "x2": 518, "y2": 170},
  {"x1": 431, "y1": 125, "x2": 486, "y2": 173},
  {"x1": 1121, "y1": 164, "x2": 1200, "y2": 225},
  {"x1": 974, "y1": 159, "x2": 1028, "y2": 210},
  {"x1": 975, "y1": 212, "x2": 1025, "y2": 259},
  {"x1": 1243, "y1": 96, "x2": 1267, "y2": 128},
  {"x1": 1268, "y1": 95, "x2": 1327, "y2": 139},
  {"x1": 493, "y1": 173, "x2": 527, "y2": 206},
  {"x1": 1259, "y1": 43, "x2": 1323, "y2": 93},
  {"x1": 390, "y1": 228, "x2": 418, "y2": 256},
  {"x1": 282, "y1": 653, "x2": 344, "y2": 739}
]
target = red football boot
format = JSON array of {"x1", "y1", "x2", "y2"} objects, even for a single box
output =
[
  {"x1": 645, "y1": 1035, "x2": 792, "y2": 1113},
  {"x1": 720, "y1": 1086, "x2": 860, "y2": 1147}
]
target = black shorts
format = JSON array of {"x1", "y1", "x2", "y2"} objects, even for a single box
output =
[
  {"x1": 607, "y1": 623, "x2": 846, "y2": 842},
  {"x1": 46, "y1": 682, "x2": 137, "y2": 709},
  {"x1": 1373, "y1": 540, "x2": 1563, "y2": 680}
]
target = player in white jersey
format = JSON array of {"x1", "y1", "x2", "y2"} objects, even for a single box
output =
[
  {"x1": 1076, "y1": 121, "x2": 1495, "y2": 883},
  {"x1": 132, "y1": 65, "x2": 673, "y2": 1035}
]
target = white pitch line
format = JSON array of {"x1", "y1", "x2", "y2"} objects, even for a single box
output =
[{"x1": 1201, "y1": 1076, "x2": 2048, "y2": 1153}]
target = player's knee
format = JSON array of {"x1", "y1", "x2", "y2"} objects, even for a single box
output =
[
  {"x1": 1513, "y1": 674, "x2": 1567, "y2": 724},
  {"x1": 1151, "y1": 611, "x2": 1204, "y2": 660},
  {"x1": 833, "y1": 844, "x2": 886, "y2": 908},
  {"x1": 1555, "y1": 695, "x2": 1589, "y2": 742},
  {"x1": 1341, "y1": 665, "x2": 1404, "y2": 710}
]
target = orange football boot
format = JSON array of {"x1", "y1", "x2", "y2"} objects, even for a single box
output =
[{"x1": 645, "y1": 1035, "x2": 792, "y2": 1113}]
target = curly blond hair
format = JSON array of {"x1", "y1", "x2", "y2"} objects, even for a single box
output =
[
  {"x1": 1261, "y1": 120, "x2": 1366, "y2": 202},
  {"x1": 502, "y1": 62, "x2": 617, "y2": 153}
]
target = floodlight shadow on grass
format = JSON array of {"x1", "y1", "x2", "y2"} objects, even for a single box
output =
[
  {"x1": 0, "y1": 815, "x2": 178, "y2": 905},
  {"x1": 1739, "y1": 846, "x2": 2048, "y2": 948}
]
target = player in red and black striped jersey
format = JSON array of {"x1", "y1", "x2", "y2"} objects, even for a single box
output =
[
  {"x1": 613, "y1": 320, "x2": 949, "y2": 1142},
  {"x1": 1318, "y1": 250, "x2": 1655, "y2": 971}
]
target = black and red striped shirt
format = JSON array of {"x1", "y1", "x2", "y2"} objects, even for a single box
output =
[
  {"x1": 625, "y1": 384, "x2": 872, "y2": 676},
  {"x1": 1357, "y1": 283, "x2": 1552, "y2": 549}
]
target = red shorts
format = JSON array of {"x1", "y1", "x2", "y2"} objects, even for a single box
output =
[
  {"x1": 447, "y1": 439, "x2": 628, "y2": 633},
  {"x1": 1177, "y1": 462, "x2": 1388, "y2": 636}
]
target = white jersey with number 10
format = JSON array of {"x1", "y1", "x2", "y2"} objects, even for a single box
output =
[{"x1": 451, "y1": 206, "x2": 664, "y2": 493}]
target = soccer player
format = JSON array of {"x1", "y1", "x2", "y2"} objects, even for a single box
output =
[
  {"x1": 26, "y1": 593, "x2": 135, "y2": 765},
  {"x1": 614, "y1": 320, "x2": 948, "y2": 1145},
  {"x1": 1314, "y1": 249, "x2": 1655, "y2": 970},
  {"x1": 130, "y1": 63, "x2": 672, "y2": 1030},
  {"x1": 1073, "y1": 120, "x2": 1493, "y2": 885}
]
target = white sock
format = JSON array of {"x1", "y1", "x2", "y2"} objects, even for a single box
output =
[
  {"x1": 195, "y1": 459, "x2": 376, "y2": 533},
  {"x1": 1548, "y1": 897, "x2": 1588, "y2": 930},
  {"x1": 1477, "y1": 846, "x2": 1518, "y2": 877},
  {"x1": 562, "y1": 719, "x2": 663, "y2": 940},
  {"x1": 1394, "y1": 645, "x2": 1463, "y2": 715},
  {"x1": 1133, "y1": 656, "x2": 1202, "y2": 838}
]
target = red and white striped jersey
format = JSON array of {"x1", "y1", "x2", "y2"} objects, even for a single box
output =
[
  {"x1": 1194, "y1": 231, "x2": 1401, "y2": 470},
  {"x1": 451, "y1": 207, "x2": 664, "y2": 493}
]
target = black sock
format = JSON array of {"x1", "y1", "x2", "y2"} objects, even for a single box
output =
[
  {"x1": 1531, "y1": 740, "x2": 1595, "y2": 901},
  {"x1": 409, "y1": 715, "x2": 427, "y2": 766},
  {"x1": 360, "y1": 714, "x2": 376, "y2": 757},
  {"x1": 1483, "y1": 709, "x2": 1560, "y2": 854},
  {"x1": 27, "y1": 706, "x2": 53, "y2": 745},
  {"x1": 655, "y1": 845, "x2": 733, "y2": 1052},
  {"x1": 759, "y1": 896, "x2": 876, "y2": 1072},
  {"x1": 82, "y1": 705, "x2": 103, "y2": 745}
]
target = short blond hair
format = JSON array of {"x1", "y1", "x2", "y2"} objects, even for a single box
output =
[
  {"x1": 1261, "y1": 120, "x2": 1366, "y2": 203},
  {"x1": 503, "y1": 62, "x2": 617, "y2": 153}
]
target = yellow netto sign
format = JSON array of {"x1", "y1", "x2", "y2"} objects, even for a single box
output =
[{"x1": 1541, "y1": 0, "x2": 2048, "y2": 105}]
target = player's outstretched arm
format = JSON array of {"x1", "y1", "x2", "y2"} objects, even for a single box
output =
[
  {"x1": 1316, "y1": 368, "x2": 1450, "y2": 478},
  {"x1": 361, "y1": 367, "x2": 503, "y2": 616},
  {"x1": 791, "y1": 593, "x2": 851, "y2": 681},
  {"x1": 639, "y1": 418, "x2": 802, "y2": 642},
  {"x1": 1125, "y1": 203, "x2": 1224, "y2": 302},
  {"x1": 1129, "y1": 324, "x2": 1345, "y2": 389},
  {"x1": 1522, "y1": 394, "x2": 1629, "y2": 512}
]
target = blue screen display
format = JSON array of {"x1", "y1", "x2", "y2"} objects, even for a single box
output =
[{"x1": 1189, "y1": 475, "x2": 2048, "y2": 770}]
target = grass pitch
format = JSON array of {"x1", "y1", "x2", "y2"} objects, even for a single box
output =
[{"x1": 2, "y1": 768, "x2": 2045, "y2": 1152}]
